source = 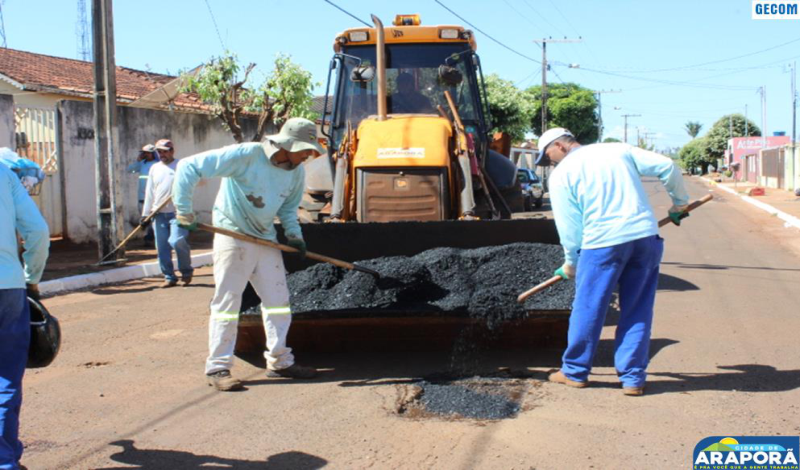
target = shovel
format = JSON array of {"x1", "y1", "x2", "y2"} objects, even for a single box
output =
[
  {"x1": 96, "y1": 197, "x2": 173, "y2": 266},
  {"x1": 197, "y1": 223, "x2": 381, "y2": 278},
  {"x1": 517, "y1": 194, "x2": 714, "y2": 303}
]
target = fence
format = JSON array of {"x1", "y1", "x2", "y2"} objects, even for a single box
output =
[{"x1": 15, "y1": 106, "x2": 63, "y2": 236}]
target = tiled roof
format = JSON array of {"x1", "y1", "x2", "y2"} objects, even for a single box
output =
[{"x1": 0, "y1": 47, "x2": 206, "y2": 111}]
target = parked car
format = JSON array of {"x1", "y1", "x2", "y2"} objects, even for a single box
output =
[{"x1": 517, "y1": 168, "x2": 544, "y2": 210}]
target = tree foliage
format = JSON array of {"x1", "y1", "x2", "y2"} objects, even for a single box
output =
[
  {"x1": 678, "y1": 138, "x2": 708, "y2": 172},
  {"x1": 684, "y1": 121, "x2": 703, "y2": 138},
  {"x1": 525, "y1": 83, "x2": 599, "y2": 144},
  {"x1": 483, "y1": 74, "x2": 535, "y2": 142},
  {"x1": 705, "y1": 114, "x2": 761, "y2": 163},
  {"x1": 602, "y1": 137, "x2": 621, "y2": 143},
  {"x1": 183, "y1": 52, "x2": 317, "y2": 143}
]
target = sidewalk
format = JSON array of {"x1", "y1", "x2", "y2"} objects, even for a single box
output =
[
  {"x1": 39, "y1": 230, "x2": 215, "y2": 296},
  {"x1": 699, "y1": 176, "x2": 800, "y2": 229}
]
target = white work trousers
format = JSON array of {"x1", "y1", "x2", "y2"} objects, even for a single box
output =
[{"x1": 206, "y1": 233, "x2": 294, "y2": 374}]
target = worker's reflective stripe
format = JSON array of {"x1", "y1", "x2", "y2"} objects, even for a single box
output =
[
  {"x1": 211, "y1": 311, "x2": 239, "y2": 322},
  {"x1": 261, "y1": 306, "x2": 291, "y2": 315},
  {"x1": 139, "y1": 175, "x2": 149, "y2": 179}
]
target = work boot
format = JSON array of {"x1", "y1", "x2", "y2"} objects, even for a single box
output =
[
  {"x1": 182, "y1": 275, "x2": 193, "y2": 286},
  {"x1": 265, "y1": 364, "x2": 317, "y2": 379},
  {"x1": 548, "y1": 370, "x2": 588, "y2": 388},
  {"x1": 161, "y1": 278, "x2": 178, "y2": 288},
  {"x1": 623, "y1": 386, "x2": 645, "y2": 396},
  {"x1": 206, "y1": 370, "x2": 243, "y2": 391}
]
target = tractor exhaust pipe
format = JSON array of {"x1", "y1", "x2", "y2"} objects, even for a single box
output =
[{"x1": 371, "y1": 14, "x2": 387, "y2": 121}]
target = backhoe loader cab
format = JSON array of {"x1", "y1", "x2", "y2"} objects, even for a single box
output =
[{"x1": 317, "y1": 15, "x2": 522, "y2": 222}]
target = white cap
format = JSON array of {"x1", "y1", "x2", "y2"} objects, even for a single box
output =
[{"x1": 536, "y1": 128, "x2": 574, "y2": 164}]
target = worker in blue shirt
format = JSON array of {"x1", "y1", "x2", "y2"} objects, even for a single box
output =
[
  {"x1": 0, "y1": 163, "x2": 49, "y2": 469},
  {"x1": 173, "y1": 118, "x2": 324, "y2": 391},
  {"x1": 127, "y1": 144, "x2": 158, "y2": 246},
  {"x1": 537, "y1": 128, "x2": 689, "y2": 396}
]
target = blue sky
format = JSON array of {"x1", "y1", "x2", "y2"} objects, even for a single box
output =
[{"x1": 2, "y1": 0, "x2": 798, "y2": 150}]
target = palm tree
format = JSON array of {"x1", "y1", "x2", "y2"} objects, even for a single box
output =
[{"x1": 685, "y1": 121, "x2": 703, "y2": 138}]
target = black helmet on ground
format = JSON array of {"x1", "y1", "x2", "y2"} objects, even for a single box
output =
[{"x1": 27, "y1": 297, "x2": 61, "y2": 368}]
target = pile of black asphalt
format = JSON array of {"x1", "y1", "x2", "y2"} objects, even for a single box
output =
[{"x1": 287, "y1": 242, "x2": 575, "y2": 328}]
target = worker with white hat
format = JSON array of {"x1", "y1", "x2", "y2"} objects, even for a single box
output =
[
  {"x1": 536, "y1": 128, "x2": 690, "y2": 396},
  {"x1": 173, "y1": 118, "x2": 324, "y2": 391}
]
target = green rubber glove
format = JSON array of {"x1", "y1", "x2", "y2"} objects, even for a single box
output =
[
  {"x1": 554, "y1": 263, "x2": 576, "y2": 280},
  {"x1": 668, "y1": 206, "x2": 690, "y2": 226},
  {"x1": 176, "y1": 212, "x2": 197, "y2": 231},
  {"x1": 287, "y1": 238, "x2": 307, "y2": 258}
]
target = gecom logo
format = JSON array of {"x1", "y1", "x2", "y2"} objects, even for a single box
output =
[
  {"x1": 752, "y1": 1, "x2": 800, "y2": 19},
  {"x1": 693, "y1": 436, "x2": 799, "y2": 469}
]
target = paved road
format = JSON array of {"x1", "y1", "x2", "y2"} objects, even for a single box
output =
[{"x1": 20, "y1": 177, "x2": 800, "y2": 469}]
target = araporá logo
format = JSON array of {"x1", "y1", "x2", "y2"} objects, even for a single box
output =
[
  {"x1": 693, "y1": 436, "x2": 799, "y2": 469},
  {"x1": 752, "y1": 1, "x2": 800, "y2": 19}
]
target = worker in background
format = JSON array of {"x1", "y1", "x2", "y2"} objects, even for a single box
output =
[
  {"x1": 173, "y1": 117, "x2": 324, "y2": 391},
  {"x1": 0, "y1": 163, "x2": 49, "y2": 470},
  {"x1": 127, "y1": 144, "x2": 158, "y2": 247},
  {"x1": 390, "y1": 72, "x2": 434, "y2": 114},
  {"x1": 537, "y1": 128, "x2": 689, "y2": 397},
  {"x1": 141, "y1": 139, "x2": 193, "y2": 288}
]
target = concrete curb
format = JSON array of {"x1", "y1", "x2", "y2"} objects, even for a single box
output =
[
  {"x1": 40, "y1": 251, "x2": 214, "y2": 296},
  {"x1": 701, "y1": 177, "x2": 800, "y2": 230}
]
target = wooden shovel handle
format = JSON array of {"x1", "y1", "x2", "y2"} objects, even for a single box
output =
[
  {"x1": 518, "y1": 195, "x2": 714, "y2": 303},
  {"x1": 517, "y1": 275, "x2": 563, "y2": 303},
  {"x1": 197, "y1": 223, "x2": 361, "y2": 272},
  {"x1": 657, "y1": 194, "x2": 713, "y2": 228}
]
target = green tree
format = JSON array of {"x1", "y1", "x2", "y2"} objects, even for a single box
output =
[
  {"x1": 484, "y1": 74, "x2": 535, "y2": 142},
  {"x1": 602, "y1": 137, "x2": 622, "y2": 143},
  {"x1": 704, "y1": 114, "x2": 761, "y2": 165},
  {"x1": 679, "y1": 138, "x2": 708, "y2": 174},
  {"x1": 684, "y1": 121, "x2": 703, "y2": 138},
  {"x1": 183, "y1": 52, "x2": 317, "y2": 143},
  {"x1": 637, "y1": 137, "x2": 655, "y2": 151},
  {"x1": 525, "y1": 83, "x2": 599, "y2": 144}
]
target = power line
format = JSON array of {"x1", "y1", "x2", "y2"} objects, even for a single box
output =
[
  {"x1": 323, "y1": 0, "x2": 370, "y2": 27},
  {"x1": 567, "y1": 64, "x2": 756, "y2": 91},
  {"x1": 203, "y1": 0, "x2": 226, "y2": 51},
  {"x1": 434, "y1": 0, "x2": 540, "y2": 64},
  {"x1": 589, "y1": 35, "x2": 800, "y2": 74},
  {"x1": 521, "y1": 0, "x2": 567, "y2": 37}
]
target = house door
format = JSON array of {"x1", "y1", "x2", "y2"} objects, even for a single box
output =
[{"x1": 15, "y1": 106, "x2": 63, "y2": 237}]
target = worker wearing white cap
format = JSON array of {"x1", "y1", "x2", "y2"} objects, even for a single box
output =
[
  {"x1": 536, "y1": 128, "x2": 690, "y2": 396},
  {"x1": 173, "y1": 118, "x2": 324, "y2": 391}
]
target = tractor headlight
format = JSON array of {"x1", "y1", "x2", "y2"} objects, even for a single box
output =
[{"x1": 349, "y1": 31, "x2": 369, "y2": 42}]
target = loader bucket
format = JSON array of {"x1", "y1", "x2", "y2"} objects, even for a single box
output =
[{"x1": 236, "y1": 218, "x2": 571, "y2": 353}]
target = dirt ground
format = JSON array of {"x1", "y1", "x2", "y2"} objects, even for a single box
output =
[{"x1": 19, "y1": 177, "x2": 800, "y2": 469}]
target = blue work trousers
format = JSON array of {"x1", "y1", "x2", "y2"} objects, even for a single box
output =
[
  {"x1": 561, "y1": 235, "x2": 664, "y2": 388},
  {"x1": 153, "y1": 212, "x2": 193, "y2": 282},
  {"x1": 0, "y1": 289, "x2": 29, "y2": 470}
]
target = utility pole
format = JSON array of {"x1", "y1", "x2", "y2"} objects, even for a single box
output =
[
  {"x1": 92, "y1": 0, "x2": 125, "y2": 263},
  {"x1": 594, "y1": 89, "x2": 621, "y2": 142},
  {"x1": 745, "y1": 104, "x2": 749, "y2": 137},
  {"x1": 77, "y1": 0, "x2": 91, "y2": 61},
  {"x1": 533, "y1": 37, "x2": 582, "y2": 133},
  {"x1": 621, "y1": 114, "x2": 641, "y2": 144},
  {"x1": 791, "y1": 62, "x2": 797, "y2": 146},
  {"x1": 758, "y1": 86, "x2": 767, "y2": 146},
  {"x1": 643, "y1": 132, "x2": 656, "y2": 148}
]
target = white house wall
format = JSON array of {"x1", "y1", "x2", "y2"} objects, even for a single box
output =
[{"x1": 58, "y1": 99, "x2": 258, "y2": 243}]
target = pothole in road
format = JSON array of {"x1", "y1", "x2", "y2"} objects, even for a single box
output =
[{"x1": 394, "y1": 370, "x2": 539, "y2": 421}]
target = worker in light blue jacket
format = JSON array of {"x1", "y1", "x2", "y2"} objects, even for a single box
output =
[
  {"x1": 0, "y1": 163, "x2": 49, "y2": 470},
  {"x1": 173, "y1": 118, "x2": 324, "y2": 391},
  {"x1": 127, "y1": 144, "x2": 158, "y2": 246},
  {"x1": 537, "y1": 128, "x2": 690, "y2": 397}
]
